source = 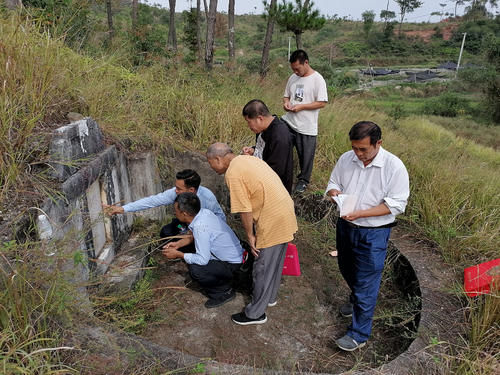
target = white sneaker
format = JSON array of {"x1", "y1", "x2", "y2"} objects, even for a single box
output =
[{"x1": 268, "y1": 301, "x2": 277, "y2": 307}]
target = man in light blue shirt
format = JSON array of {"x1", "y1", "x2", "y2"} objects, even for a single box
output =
[
  {"x1": 162, "y1": 192, "x2": 244, "y2": 308},
  {"x1": 104, "y1": 169, "x2": 225, "y2": 252}
]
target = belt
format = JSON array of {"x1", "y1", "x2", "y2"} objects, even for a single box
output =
[{"x1": 339, "y1": 218, "x2": 397, "y2": 229}]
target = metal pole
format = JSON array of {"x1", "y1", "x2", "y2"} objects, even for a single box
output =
[{"x1": 456, "y1": 32, "x2": 467, "y2": 78}]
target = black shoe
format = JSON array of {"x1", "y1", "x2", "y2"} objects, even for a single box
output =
[
  {"x1": 339, "y1": 302, "x2": 353, "y2": 318},
  {"x1": 231, "y1": 312, "x2": 267, "y2": 325},
  {"x1": 336, "y1": 334, "x2": 366, "y2": 351},
  {"x1": 294, "y1": 181, "x2": 307, "y2": 194},
  {"x1": 204, "y1": 290, "x2": 235, "y2": 309}
]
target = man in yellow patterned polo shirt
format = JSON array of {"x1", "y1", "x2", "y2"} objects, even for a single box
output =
[{"x1": 207, "y1": 142, "x2": 298, "y2": 325}]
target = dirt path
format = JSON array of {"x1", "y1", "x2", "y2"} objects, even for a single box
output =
[{"x1": 140, "y1": 224, "x2": 416, "y2": 373}]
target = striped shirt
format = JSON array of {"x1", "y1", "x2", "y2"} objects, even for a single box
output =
[{"x1": 225, "y1": 155, "x2": 298, "y2": 249}]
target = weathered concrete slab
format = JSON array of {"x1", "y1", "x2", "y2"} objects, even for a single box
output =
[
  {"x1": 127, "y1": 153, "x2": 166, "y2": 222},
  {"x1": 103, "y1": 235, "x2": 150, "y2": 292},
  {"x1": 38, "y1": 197, "x2": 91, "y2": 311},
  {"x1": 95, "y1": 244, "x2": 115, "y2": 275},
  {"x1": 50, "y1": 118, "x2": 105, "y2": 181},
  {"x1": 62, "y1": 146, "x2": 118, "y2": 202},
  {"x1": 102, "y1": 157, "x2": 133, "y2": 249},
  {"x1": 86, "y1": 179, "x2": 106, "y2": 257}
]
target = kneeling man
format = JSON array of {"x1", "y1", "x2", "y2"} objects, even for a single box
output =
[{"x1": 162, "y1": 192, "x2": 244, "y2": 308}]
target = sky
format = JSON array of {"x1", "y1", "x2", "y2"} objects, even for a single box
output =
[{"x1": 148, "y1": 0, "x2": 487, "y2": 23}]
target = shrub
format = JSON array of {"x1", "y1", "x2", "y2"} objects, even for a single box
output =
[
  {"x1": 314, "y1": 61, "x2": 359, "y2": 89},
  {"x1": 242, "y1": 55, "x2": 261, "y2": 73},
  {"x1": 423, "y1": 92, "x2": 471, "y2": 117},
  {"x1": 341, "y1": 41, "x2": 366, "y2": 58}
]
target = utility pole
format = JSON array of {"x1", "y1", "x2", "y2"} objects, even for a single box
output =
[{"x1": 456, "y1": 32, "x2": 467, "y2": 78}]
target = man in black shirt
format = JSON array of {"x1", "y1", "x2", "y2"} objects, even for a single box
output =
[{"x1": 241, "y1": 99, "x2": 293, "y2": 193}]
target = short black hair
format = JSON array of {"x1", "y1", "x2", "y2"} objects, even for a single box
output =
[
  {"x1": 174, "y1": 192, "x2": 201, "y2": 216},
  {"x1": 290, "y1": 49, "x2": 308, "y2": 64},
  {"x1": 175, "y1": 169, "x2": 201, "y2": 190},
  {"x1": 349, "y1": 121, "x2": 382, "y2": 146},
  {"x1": 242, "y1": 99, "x2": 271, "y2": 119}
]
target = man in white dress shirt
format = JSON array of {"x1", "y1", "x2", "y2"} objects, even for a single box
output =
[{"x1": 325, "y1": 121, "x2": 410, "y2": 351}]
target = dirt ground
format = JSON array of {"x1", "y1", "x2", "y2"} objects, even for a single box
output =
[{"x1": 138, "y1": 202, "x2": 417, "y2": 373}]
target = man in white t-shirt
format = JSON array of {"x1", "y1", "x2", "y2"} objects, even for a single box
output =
[{"x1": 282, "y1": 49, "x2": 328, "y2": 194}]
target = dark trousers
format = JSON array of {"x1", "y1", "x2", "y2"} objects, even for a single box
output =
[
  {"x1": 189, "y1": 261, "x2": 241, "y2": 300},
  {"x1": 286, "y1": 124, "x2": 317, "y2": 185},
  {"x1": 336, "y1": 218, "x2": 392, "y2": 343},
  {"x1": 159, "y1": 218, "x2": 195, "y2": 253}
]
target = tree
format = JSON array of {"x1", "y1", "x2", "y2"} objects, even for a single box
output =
[
  {"x1": 105, "y1": 0, "x2": 113, "y2": 40},
  {"x1": 203, "y1": 0, "x2": 208, "y2": 19},
  {"x1": 167, "y1": 0, "x2": 177, "y2": 52},
  {"x1": 380, "y1": 9, "x2": 396, "y2": 23},
  {"x1": 205, "y1": 0, "x2": 217, "y2": 69},
  {"x1": 228, "y1": 0, "x2": 235, "y2": 64},
  {"x1": 463, "y1": 0, "x2": 498, "y2": 20},
  {"x1": 449, "y1": 0, "x2": 465, "y2": 17},
  {"x1": 132, "y1": 0, "x2": 138, "y2": 34},
  {"x1": 261, "y1": 0, "x2": 277, "y2": 78},
  {"x1": 394, "y1": 0, "x2": 423, "y2": 35},
  {"x1": 183, "y1": 7, "x2": 199, "y2": 61},
  {"x1": 196, "y1": 0, "x2": 202, "y2": 61},
  {"x1": 362, "y1": 10, "x2": 376, "y2": 37},
  {"x1": 274, "y1": 0, "x2": 326, "y2": 50}
]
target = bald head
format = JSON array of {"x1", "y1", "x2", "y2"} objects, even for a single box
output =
[
  {"x1": 206, "y1": 142, "x2": 233, "y2": 159},
  {"x1": 206, "y1": 143, "x2": 235, "y2": 175}
]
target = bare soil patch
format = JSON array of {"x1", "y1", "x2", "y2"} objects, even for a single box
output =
[{"x1": 133, "y1": 195, "x2": 418, "y2": 373}]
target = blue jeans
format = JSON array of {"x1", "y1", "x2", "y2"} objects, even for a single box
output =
[{"x1": 336, "y1": 218, "x2": 392, "y2": 342}]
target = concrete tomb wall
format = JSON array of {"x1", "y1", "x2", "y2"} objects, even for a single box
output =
[{"x1": 37, "y1": 118, "x2": 168, "y2": 295}]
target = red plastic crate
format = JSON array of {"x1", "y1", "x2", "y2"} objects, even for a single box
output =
[
  {"x1": 283, "y1": 243, "x2": 301, "y2": 276},
  {"x1": 464, "y1": 258, "x2": 500, "y2": 297}
]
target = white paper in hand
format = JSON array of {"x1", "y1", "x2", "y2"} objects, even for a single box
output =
[{"x1": 332, "y1": 194, "x2": 358, "y2": 216}]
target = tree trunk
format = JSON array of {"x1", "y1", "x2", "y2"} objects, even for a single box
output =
[
  {"x1": 295, "y1": 31, "x2": 302, "y2": 50},
  {"x1": 106, "y1": 0, "x2": 114, "y2": 40},
  {"x1": 205, "y1": 0, "x2": 217, "y2": 69},
  {"x1": 227, "y1": 0, "x2": 235, "y2": 64},
  {"x1": 131, "y1": 0, "x2": 138, "y2": 34},
  {"x1": 385, "y1": 0, "x2": 390, "y2": 26},
  {"x1": 167, "y1": 0, "x2": 177, "y2": 52},
  {"x1": 203, "y1": 0, "x2": 209, "y2": 20},
  {"x1": 260, "y1": 0, "x2": 277, "y2": 78},
  {"x1": 196, "y1": 0, "x2": 202, "y2": 61},
  {"x1": 399, "y1": 11, "x2": 405, "y2": 37}
]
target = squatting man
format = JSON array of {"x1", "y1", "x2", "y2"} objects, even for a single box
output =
[{"x1": 161, "y1": 192, "x2": 244, "y2": 309}]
